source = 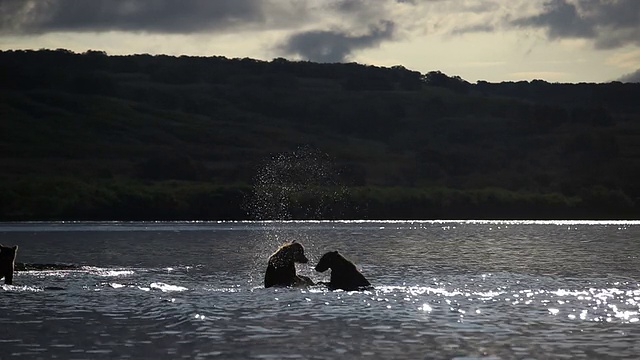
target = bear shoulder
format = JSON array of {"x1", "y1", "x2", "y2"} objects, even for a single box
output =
[{"x1": 332, "y1": 251, "x2": 359, "y2": 271}]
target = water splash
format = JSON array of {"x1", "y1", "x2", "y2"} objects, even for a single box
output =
[
  {"x1": 246, "y1": 146, "x2": 349, "y2": 284},
  {"x1": 247, "y1": 146, "x2": 347, "y2": 221},
  {"x1": 149, "y1": 282, "x2": 188, "y2": 292}
]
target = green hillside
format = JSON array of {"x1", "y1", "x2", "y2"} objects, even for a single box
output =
[{"x1": 1, "y1": 49, "x2": 639, "y2": 220}]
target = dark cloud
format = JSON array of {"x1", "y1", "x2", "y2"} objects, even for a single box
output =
[
  {"x1": 511, "y1": 0, "x2": 594, "y2": 38},
  {"x1": 0, "y1": 0, "x2": 265, "y2": 34},
  {"x1": 0, "y1": 0, "x2": 408, "y2": 61},
  {"x1": 511, "y1": 0, "x2": 640, "y2": 49},
  {"x1": 279, "y1": 21, "x2": 395, "y2": 63},
  {"x1": 0, "y1": 0, "x2": 416, "y2": 36},
  {"x1": 618, "y1": 69, "x2": 640, "y2": 83},
  {"x1": 6, "y1": 0, "x2": 636, "y2": 62}
]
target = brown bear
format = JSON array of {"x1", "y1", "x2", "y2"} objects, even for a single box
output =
[
  {"x1": 315, "y1": 251, "x2": 372, "y2": 291},
  {"x1": 264, "y1": 241, "x2": 314, "y2": 288},
  {"x1": 0, "y1": 244, "x2": 18, "y2": 285}
]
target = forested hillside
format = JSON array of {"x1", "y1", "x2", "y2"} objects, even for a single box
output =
[{"x1": 2, "y1": 49, "x2": 639, "y2": 220}]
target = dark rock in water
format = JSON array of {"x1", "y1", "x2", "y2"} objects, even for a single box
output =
[{"x1": 15, "y1": 263, "x2": 82, "y2": 271}]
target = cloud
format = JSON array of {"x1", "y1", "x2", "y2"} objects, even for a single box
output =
[
  {"x1": 0, "y1": 0, "x2": 411, "y2": 61},
  {"x1": 511, "y1": 0, "x2": 640, "y2": 49},
  {"x1": 618, "y1": 69, "x2": 640, "y2": 83},
  {"x1": 4, "y1": 0, "x2": 637, "y2": 65},
  {"x1": 435, "y1": 1, "x2": 512, "y2": 37},
  {"x1": 511, "y1": 0, "x2": 595, "y2": 39},
  {"x1": 0, "y1": 0, "x2": 270, "y2": 34},
  {"x1": 0, "y1": 0, "x2": 428, "y2": 34},
  {"x1": 450, "y1": 24, "x2": 495, "y2": 36},
  {"x1": 0, "y1": 0, "x2": 419, "y2": 35},
  {"x1": 279, "y1": 21, "x2": 395, "y2": 63}
]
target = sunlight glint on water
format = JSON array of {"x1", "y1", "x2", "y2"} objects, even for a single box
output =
[{"x1": 1, "y1": 221, "x2": 639, "y2": 359}]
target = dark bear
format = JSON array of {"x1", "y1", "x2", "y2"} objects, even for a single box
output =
[
  {"x1": 264, "y1": 241, "x2": 314, "y2": 288},
  {"x1": 315, "y1": 251, "x2": 372, "y2": 291},
  {"x1": 0, "y1": 244, "x2": 18, "y2": 285}
]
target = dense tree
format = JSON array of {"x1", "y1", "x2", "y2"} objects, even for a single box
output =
[{"x1": 1, "y1": 49, "x2": 639, "y2": 220}]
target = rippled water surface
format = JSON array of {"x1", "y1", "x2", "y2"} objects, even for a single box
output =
[{"x1": 1, "y1": 220, "x2": 639, "y2": 359}]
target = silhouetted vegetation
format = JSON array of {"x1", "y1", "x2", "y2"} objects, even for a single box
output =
[{"x1": 1, "y1": 49, "x2": 639, "y2": 220}]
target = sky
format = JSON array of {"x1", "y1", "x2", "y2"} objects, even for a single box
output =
[{"x1": 1, "y1": 0, "x2": 639, "y2": 83}]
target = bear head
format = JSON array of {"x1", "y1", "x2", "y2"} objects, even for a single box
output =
[
  {"x1": 270, "y1": 241, "x2": 308, "y2": 267},
  {"x1": 315, "y1": 250, "x2": 339, "y2": 272},
  {"x1": 284, "y1": 241, "x2": 308, "y2": 264}
]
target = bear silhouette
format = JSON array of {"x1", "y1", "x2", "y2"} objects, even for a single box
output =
[
  {"x1": 315, "y1": 250, "x2": 372, "y2": 291},
  {"x1": 0, "y1": 244, "x2": 18, "y2": 285},
  {"x1": 264, "y1": 241, "x2": 314, "y2": 288}
]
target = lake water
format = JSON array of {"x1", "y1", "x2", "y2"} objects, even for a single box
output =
[{"x1": 1, "y1": 220, "x2": 639, "y2": 359}]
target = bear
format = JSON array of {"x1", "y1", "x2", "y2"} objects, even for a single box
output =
[
  {"x1": 264, "y1": 241, "x2": 314, "y2": 288},
  {"x1": 315, "y1": 250, "x2": 372, "y2": 291},
  {"x1": 0, "y1": 244, "x2": 18, "y2": 285}
]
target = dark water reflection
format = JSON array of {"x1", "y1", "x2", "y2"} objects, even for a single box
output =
[{"x1": 1, "y1": 221, "x2": 639, "y2": 359}]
